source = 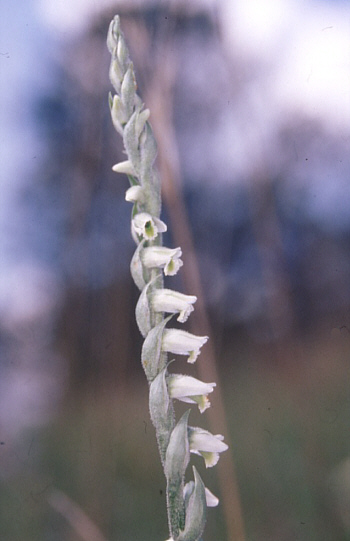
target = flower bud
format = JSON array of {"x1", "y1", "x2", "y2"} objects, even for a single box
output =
[
  {"x1": 121, "y1": 64, "x2": 137, "y2": 119},
  {"x1": 107, "y1": 17, "x2": 119, "y2": 53},
  {"x1": 109, "y1": 58, "x2": 123, "y2": 95},
  {"x1": 112, "y1": 160, "x2": 136, "y2": 176},
  {"x1": 110, "y1": 94, "x2": 127, "y2": 134},
  {"x1": 135, "y1": 108, "x2": 150, "y2": 139},
  {"x1": 116, "y1": 33, "x2": 129, "y2": 73},
  {"x1": 125, "y1": 185, "x2": 145, "y2": 204}
]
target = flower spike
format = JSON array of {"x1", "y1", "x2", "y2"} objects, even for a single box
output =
[{"x1": 107, "y1": 15, "x2": 228, "y2": 539}]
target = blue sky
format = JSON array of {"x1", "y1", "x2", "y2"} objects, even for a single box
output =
[{"x1": 0, "y1": 0, "x2": 349, "y2": 324}]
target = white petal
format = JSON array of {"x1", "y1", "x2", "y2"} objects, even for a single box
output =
[
  {"x1": 184, "y1": 482, "x2": 219, "y2": 507},
  {"x1": 190, "y1": 429, "x2": 228, "y2": 454},
  {"x1": 205, "y1": 487, "x2": 219, "y2": 507},
  {"x1": 152, "y1": 289, "x2": 197, "y2": 322},
  {"x1": 167, "y1": 375, "x2": 215, "y2": 413},
  {"x1": 162, "y1": 329, "x2": 208, "y2": 363},
  {"x1": 189, "y1": 428, "x2": 228, "y2": 467},
  {"x1": 132, "y1": 212, "x2": 167, "y2": 241},
  {"x1": 168, "y1": 374, "x2": 215, "y2": 398},
  {"x1": 142, "y1": 246, "x2": 183, "y2": 276}
]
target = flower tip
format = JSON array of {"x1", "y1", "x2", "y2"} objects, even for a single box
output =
[
  {"x1": 205, "y1": 487, "x2": 219, "y2": 507},
  {"x1": 112, "y1": 160, "x2": 135, "y2": 176},
  {"x1": 187, "y1": 335, "x2": 209, "y2": 363},
  {"x1": 198, "y1": 395, "x2": 211, "y2": 413}
]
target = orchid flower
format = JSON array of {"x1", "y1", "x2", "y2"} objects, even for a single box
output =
[
  {"x1": 167, "y1": 374, "x2": 216, "y2": 413},
  {"x1": 142, "y1": 246, "x2": 183, "y2": 276},
  {"x1": 162, "y1": 329, "x2": 208, "y2": 363},
  {"x1": 151, "y1": 289, "x2": 197, "y2": 323},
  {"x1": 132, "y1": 212, "x2": 167, "y2": 241},
  {"x1": 188, "y1": 427, "x2": 228, "y2": 468}
]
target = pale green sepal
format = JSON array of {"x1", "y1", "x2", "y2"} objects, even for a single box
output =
[
  {"x1": 109, "y1": 58, "x2": 123, "y2": 94},
  {"x1": 111, "y1": 94, "x2": 127, "y2": 134},
  {"x1": 135, "y1": 281, "x2": 152, "y2": 337},
  {"x1": 177, "y1": 467, "x2": 206, "y2": 541},
  {"x1": 184, "y1": 481, "x2": 219, "y2": 508},
  {"x1": 106, "y1": 21, "x2": 116, "y2": 54},
  {"x1": 107, "y1": 17, "x2": 118, "y2": 53},
  {"x1": 117, "y1": 31, "x2": 129, "y2": 74},
  {"x1": 165, "y1": 410, "x2": 190, "y2": 538},
  {"x1": 124, "y1": 111, "x2": 141, "y2": 175},
  {"x1": 149, "y1": 369, "x2": 174, "y2": 462},
  {"x1": 165, "y1": 410, "x2": 190, "y2": 482},
  {"x1": 121, "y1": 64, "x2": 136, "y2": 119},
  {"x1": 130, "y1": 241, "x2": 147, "y2": 290},
  {"x1": 149, "y1": 369, "x2": 170, "y2": 429},
  {"x1": 141, "y1": 315, "x2": 172, "y2": 381},
  {"x1": 183, "y1": 481, "x2": 194, "y2": 510},
  {"x1": 135, "y1": 108, "x2": 150, "y2": 139},
  {"x1": 108, "y1": 91, "x2": 113, "y2": 110},
  {"x1": 140, "y1": 122, "x2": 158, "y2": 178}
]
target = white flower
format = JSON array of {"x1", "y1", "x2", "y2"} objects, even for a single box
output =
[
  {"x1": 167, "y1": 374, "x2": 216, "y2": 413},
  {"x1": 125, "y1": 185, "x2": 145, "y2": 204},
  {"x1": 152, "y1": 289, "x2": 197, "y2": 323},
  {"x1": 162, "y1": 329, "x2": 208, "y2": 363},
  {"x1": 142, "y1": 246, "x2": 183, "y2": 276},
  {"x1": 188, "y1": 427, "x2": 228, "y2": 468},
  {"x1": 132, "y1": 212, "x2": 167, "y2": 241},
  {"x1": 112, "y1": 159, "x2": 136, "y2": 176}
]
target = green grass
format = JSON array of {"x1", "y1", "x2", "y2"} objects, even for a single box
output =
[{"x1": 1, "y1": 332, "x2": 350, "y2": 540}]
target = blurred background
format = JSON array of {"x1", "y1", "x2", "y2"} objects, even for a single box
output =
[{"x1": 1, "y1": 0, "x2": 350, "y2": 539}]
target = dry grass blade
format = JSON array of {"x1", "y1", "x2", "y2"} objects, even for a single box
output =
[{"x1": 48, "y1": 488, "x2": 110, "y2": 541}]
